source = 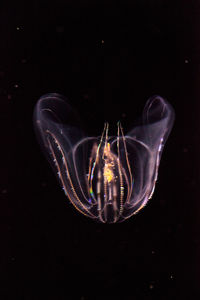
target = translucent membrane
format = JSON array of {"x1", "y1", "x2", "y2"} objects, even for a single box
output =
[{"x1": 33, "y1": 94, "x2": 175, "y2": 223}]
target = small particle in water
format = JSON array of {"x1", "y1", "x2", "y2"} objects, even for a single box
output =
[
  {"x1": 83, "y1": 94, "x2": 89, "y2": 100},
  {"x1": 149, "y1": 284, "x2": 154, "y2": 289},
  {"x1": 21, "y1": 58, "x2": 27, "y2": 64},
  {"x1": 14, "y1": 84, "x2": 19, "y2": 88},
  {"x1": 56, "y1": 26, "x2": 64, "y2": 33},
  {"x1": 185, "y1": 59, "x2": 189, "y2": 64}
]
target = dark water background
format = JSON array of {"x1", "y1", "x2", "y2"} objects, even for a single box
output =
[{"x1": 1, "y1": 0, "x2": 200, "y2": 298}]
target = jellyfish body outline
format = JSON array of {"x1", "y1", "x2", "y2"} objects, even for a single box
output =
[{"x1": 33, "y1": 93, "x2": 175, "y2": 223}]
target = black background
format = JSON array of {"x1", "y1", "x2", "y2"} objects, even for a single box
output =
[{"x1": 1, "y1": 0, "x2": 200, "y2": 299}]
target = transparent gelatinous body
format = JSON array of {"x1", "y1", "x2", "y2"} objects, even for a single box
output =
[{"x1": 33, "y1": 93, "x2": 175, "y2": 223}]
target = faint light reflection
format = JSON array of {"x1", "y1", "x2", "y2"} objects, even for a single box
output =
[{"x1": 149, "y1": 284, "x2": 154, "y2": 289}]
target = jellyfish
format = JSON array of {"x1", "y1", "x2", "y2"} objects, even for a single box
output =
[{"x1": 33, "y1": 93, "x2": 175, "y2": 223}]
